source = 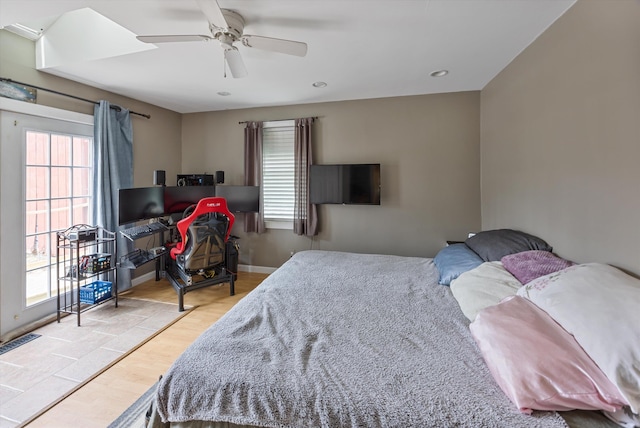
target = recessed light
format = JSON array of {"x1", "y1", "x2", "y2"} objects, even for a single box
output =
[
  {"x1": 430, "y1": 70, "x2": 449, "y2": 77},
  {"x1": 217, "y1": 91, "x2": 231, "y2": 96},
  {"x1": 312, "y1": 81, "x2": 327, "y2": 88}
]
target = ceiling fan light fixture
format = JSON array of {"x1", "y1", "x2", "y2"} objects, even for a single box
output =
[
  {"x1": 312, "y1": 81, "x2": 327, "y2": 88},
  {"x1": 218, "y1": 34, "x2": 235, "y2": 49},
  {"x1": 430, "y1": 69, "x2": 449, "y2": 77}
]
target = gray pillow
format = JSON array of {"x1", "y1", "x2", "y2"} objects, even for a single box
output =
[{"x1": 465, "y1": 229, "x2": 552, "y2": 262}]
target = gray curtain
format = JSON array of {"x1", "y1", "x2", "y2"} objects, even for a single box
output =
[
  {"x1": 293, "y1": 118, "x2": 318, "y2": 236},
  {"x1": 93, "y1": 100, "x2": 134, "y2": 290},
  {"x1": 243, "y1": 121, "x2": 265, "y2": 233}
]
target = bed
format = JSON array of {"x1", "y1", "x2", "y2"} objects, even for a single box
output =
[{"x1": 147, "y1": 230, "x2": 640, "y2": 428}]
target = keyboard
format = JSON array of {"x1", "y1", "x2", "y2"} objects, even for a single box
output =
[{"x1": 121, "y1": 222, "x2": 168, "y2": 240}]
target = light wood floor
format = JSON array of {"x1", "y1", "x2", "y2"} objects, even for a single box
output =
[{"x1": 26, "y1": 272, "x2": 267, "y2": 428}]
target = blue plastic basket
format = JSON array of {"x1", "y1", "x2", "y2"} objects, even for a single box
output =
[{"x1": 79, "y1": 280, "x2": 112, "y2": 304}]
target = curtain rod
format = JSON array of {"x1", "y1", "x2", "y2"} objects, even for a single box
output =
[
  {"x1": 0, "y1": 77, "x2": 151, "y2": 119},
  {"x1": 238, "y1": 116, "x2": 318, "y2": 124}
]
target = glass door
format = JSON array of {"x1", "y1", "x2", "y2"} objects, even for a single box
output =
[{"x1": 1, "y1": 110, "x2": 93, "y2": 339}]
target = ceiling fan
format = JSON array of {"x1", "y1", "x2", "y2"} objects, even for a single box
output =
[{"x1": 136, "y1": 0, "x2": 308, "y2": 78}]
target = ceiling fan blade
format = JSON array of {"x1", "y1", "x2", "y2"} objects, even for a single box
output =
[
  {"x1": 137, "y1": 35, "x2": 212, "y2": 43},
  {"x1": 195, "y1": 0, "x2": 228, "y2": 29},
  {"x1": 225, "y1": 48, "x2": 248, "y2": 78},
  {"x1": 241, "y1": 35, "x2": 307, "y2": 57}
]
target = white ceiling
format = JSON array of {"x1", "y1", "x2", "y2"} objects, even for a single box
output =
[{"x1": 0, "y1": 0, "x2": 576, "y2": 114}]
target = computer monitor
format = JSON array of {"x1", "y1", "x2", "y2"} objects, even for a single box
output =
[
  {"x1": 163, "y1": 186, "x2": 217, "y2": 215},
  {"x1": 215, "y1": 185, "x2": 260, "y2": 213},
  {"x1": 118, "y1": 187, "x2": 165, "y2": 225}
]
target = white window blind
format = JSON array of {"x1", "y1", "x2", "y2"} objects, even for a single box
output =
[{"x1": 262, "y1": 120, "x2": 295, "y2": 221}]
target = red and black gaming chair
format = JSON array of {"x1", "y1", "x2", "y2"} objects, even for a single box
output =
[{"x1": 170, "y1": 197, "x2": 235, "y2": 273}]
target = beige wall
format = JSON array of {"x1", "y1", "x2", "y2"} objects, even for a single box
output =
[
  {"x1": 182, "y1": 92, "x2": 482, "y2": 268},
  {"x1": 0, "y1": 30, "x2": 183, "y2": 277},
  {"x1": 0, "y1": 30, "x2": 183, "y2": 190},
  {"x1": 2, "y1": 29, "x2": 481, "y2": 271},
  {"x1": 480, "y1": 0, "x2": 640, "y2": 274}
]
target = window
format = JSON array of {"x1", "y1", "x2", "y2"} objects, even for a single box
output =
[
  {"x1": 262, "y1": 120, "x2": 295, "y2": 228},
  {"x1": 25, "y1": 130, "x2": 93, "y2": 305}
]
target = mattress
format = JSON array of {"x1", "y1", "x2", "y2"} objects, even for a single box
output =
[{"x1": 148, "y1": 250, "x2": 586, "y2": 427}]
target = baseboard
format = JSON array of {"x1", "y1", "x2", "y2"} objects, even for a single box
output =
[
  {"x1": 238, "y1": 264, "x2": 277, "y2": 274},
  {"x1": 132, "y1": 271, "x2": 157, "y2": 287},
  {"x1": 1, "y1": 314, "x2": 58, "y2": 343}
]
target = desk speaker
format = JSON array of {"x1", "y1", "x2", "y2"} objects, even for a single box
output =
[{"x1": 153, "y1": 170, "x2": 166, "y2": 186}]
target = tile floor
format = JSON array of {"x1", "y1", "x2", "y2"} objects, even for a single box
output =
[{"x1": 0, "y1": 298, "x2": 188, "y2": 427}]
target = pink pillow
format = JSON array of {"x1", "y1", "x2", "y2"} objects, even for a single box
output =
[
  {"x1": 470, "y1": 296, "x2": 627, "y2": 414},
  {"x1": 501, "y1": 250, "x2": 574, "y2": 285}
]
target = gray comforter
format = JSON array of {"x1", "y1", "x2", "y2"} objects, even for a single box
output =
[{"x1": 156, "y1": 250, "x2": 568, "y2": 427}]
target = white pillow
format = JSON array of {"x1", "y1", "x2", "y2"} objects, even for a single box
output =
[
  {"x1": 517, "y1": 263, "x2": 640, "y2": 413},
  {"x1": 450, "y1": 261, "x2": 521, "y2": 321}
]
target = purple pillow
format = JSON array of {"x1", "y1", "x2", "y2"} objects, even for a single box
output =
[{"x1": 501, "y1": 250, "x2": 574, "y2": 285}]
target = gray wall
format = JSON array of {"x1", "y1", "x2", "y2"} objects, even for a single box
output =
[
  {"x1": 182, "y1": 92, "x2": 482, "y2": 268},
  {"x1": 480, "y1": 0, "x2": 640, "y2": 275}
]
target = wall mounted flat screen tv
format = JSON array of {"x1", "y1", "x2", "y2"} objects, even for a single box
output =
[
  {"x1": 163, "y1": 185, "x2": 216, "y2": 215},
  {"x1": 215, "y1": 185, "x2": 260, "y2": 213},
  {"x1": 118, "y1": 187, "x2": 165, "y2": 225},
  {"x1": 309, "y1": 164, "x2": 381, "y2": 205}
]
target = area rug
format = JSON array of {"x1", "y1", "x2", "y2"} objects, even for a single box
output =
[
  {"x1": 0, "y1": 298, "x2": 190, "y2": 427},
  {"x1": 108, "y1": 380, "x2": 158, "y2": 428}
]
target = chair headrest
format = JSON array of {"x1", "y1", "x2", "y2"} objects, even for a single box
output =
[{"x1": 176, "y1": 197, "x2": 235, "y2": 243}]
